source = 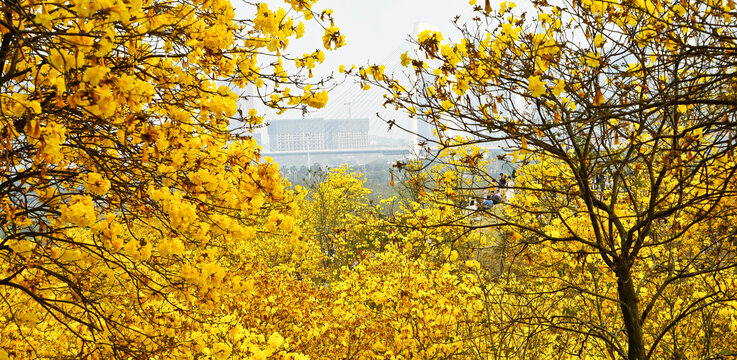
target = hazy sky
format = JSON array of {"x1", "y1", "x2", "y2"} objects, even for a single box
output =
[
  {"x1": 247, "y1": 0, "x2": 476, "y2": 79},
  {"x1": 254, "y1": 1, "x2": 473, "y2": 104},
  {"x1": 248, "y1": 0, "x2": 477, "y2": 142},
  {"x1": 303, "y1": 0, "x2": 474, "y2": 70}
]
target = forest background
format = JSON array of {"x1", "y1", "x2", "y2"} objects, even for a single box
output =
[{"x1": 1, "y1": 0, "x2": 736, "y2": 359}]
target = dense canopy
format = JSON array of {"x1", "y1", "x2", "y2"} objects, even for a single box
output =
[{"x1": 2, "y1": 0, "x2": 737, "y2": 359}]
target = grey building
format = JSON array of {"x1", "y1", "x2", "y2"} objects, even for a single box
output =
[{"x1": 268, "y1": 118, "x2": 369, "y2": 151}]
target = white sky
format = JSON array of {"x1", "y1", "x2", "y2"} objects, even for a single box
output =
[
  {"x1": 250, "y1": 0, "x2": 476, "y2": 91},
  {"x1": 252, "y1": 0, "x2": 475, "y2": 116},
  {"x1": 241, "y1": 0, "x2": 479, "y2": 145},
  {"x1": 294, "y1": 0, "x2": 474, "y2": 72}
]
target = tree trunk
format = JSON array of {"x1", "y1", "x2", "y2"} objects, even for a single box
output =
[{"x1": 616, "y1": 264, "x2": 646, "y2": 360}]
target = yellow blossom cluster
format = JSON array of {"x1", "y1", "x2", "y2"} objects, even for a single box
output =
[{"x1": 0, "y1": 0, "x2": 343, "y2": 356}]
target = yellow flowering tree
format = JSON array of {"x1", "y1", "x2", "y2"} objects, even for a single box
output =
[
  {"x1": 0, "y1": 0, "x2": 342, "y2": 357},
  {"x1": 301, "y1": 166, "x2": 376, "y2": 272},
  {"x1": 350, "y1": 0, "x2": 737, "y2": 358}
]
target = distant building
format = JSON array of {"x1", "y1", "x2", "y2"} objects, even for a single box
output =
[
  {"x1": 327, "y1": 119, "x2": 369, "y2": 149},
  {"x1": 268, "y1": 118, "x2": 369, "y2": 151},
  {"x1": 250, "y1": 131, "x2": 262, "y2": 146},
  {"x1": 268, "y1": 119, "x2": 324, "y2": 151}
]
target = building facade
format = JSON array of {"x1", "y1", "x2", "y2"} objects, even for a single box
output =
[{"x1": 268, "y1": 118, "x2": 369, "y2": 151}]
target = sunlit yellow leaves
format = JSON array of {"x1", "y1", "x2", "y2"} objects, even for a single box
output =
[{"x1": 528, "y1": 75, "x2": 546, "y2": 97}]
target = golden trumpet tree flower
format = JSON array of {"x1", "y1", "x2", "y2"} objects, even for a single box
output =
[
  {"x1": 350, "y1": 0, "x2": 737, "y2": 358},
  {"x1": 0, "y1": 0, "x2": 342, "y2": 357}
]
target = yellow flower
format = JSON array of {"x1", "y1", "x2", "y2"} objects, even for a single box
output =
[
  {"x1": 400, "y1": 51, "x2": 412, "y2": 67},
  {"x1": 85, "y1": 172, "x2": 111, "y2": 196},
  {"x1": 59, "y1": 195, "x2": 97, "y2": 227},
  {"x1": 267, "y1": 332, "x2": 285, "y2": 349},
  {"x1": 295, "y1": 22, "x2": 305, "y2": 38},
  {"x1": 584, "y1": 52, "x2": 600, "y2": 67},
  {"x1": 500, "y1": 1, "x2": 516, "y2": 13},
  {"x1": 417, "y1": 29, "x2": 443, "y2": 43},
  {"x1": 158, "y1": 236, "x2": 185, "y2": 256},
  {"x1": 369, "y1": 65, "x2": 385, "y2": 81},
  {"x1": 83, "y1": 65, "x2": 110, "y2": 86},
  {"x1": 34, "y1": 13, "x2": 54, "y2": 28},
  {"x1": 551, "y1": 79, "x2": 566, "y2": 97},
  {"x1": 528, "y1": 75, "x2": 546, "y2": 97},
  {"x1": 441, "y1": 99, "x2": 454, "y2": 110},
  {"x1": 594, "y1": 33, "x2": 605, "y2": 47},
  {"x1": 322, "y1": 26, "x2": 345, "y2": 50},
  {"x1": 304, "y1": 90, "x2": 328, "y2": 108}
]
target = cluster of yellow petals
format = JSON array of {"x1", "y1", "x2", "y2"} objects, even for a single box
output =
[{"x1": 0, "y1": 0, "x2": 343, "y2": 357}]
